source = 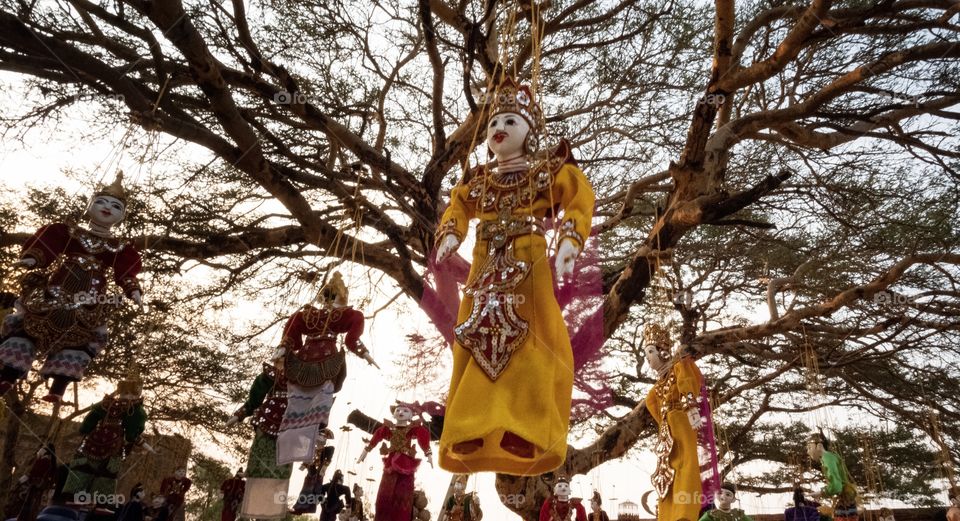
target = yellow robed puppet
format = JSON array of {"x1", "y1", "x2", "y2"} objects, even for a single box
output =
[
  {"x1": 434, "y1": 76, "x2": 595, "y2": 475},
  {"x1": 643, "y1": 324, "x2": 704, "y2": 521}
]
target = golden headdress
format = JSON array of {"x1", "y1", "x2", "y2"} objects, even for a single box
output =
[
  {"x1": 488, "y1": 75, "x2": 543, "y2": 134},
  {"x1": 115, "y1": 364, "x2": 143, "y2": 397},
  {"x1": 643, "y1": 323, "x2": 673, "y2": 353},
  {"x1": 317, "y1": 271, "x2": 348, "y2": 304},
  {"x1": 94, "y1": 171, "x2": 129, "y2": 205}
]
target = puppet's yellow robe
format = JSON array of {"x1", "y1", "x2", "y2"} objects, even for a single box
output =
[
  {"x1": 646, "y1": 358, "x2": 704, "y2": 521},
  {"x1": 437, "y1": 157, "x2": 594, "y2": 476}
]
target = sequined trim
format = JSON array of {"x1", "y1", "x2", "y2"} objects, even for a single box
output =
[
  {"x1": 558, "y1": 219, "x2": 584, "y2": 249},
  {"x1": 652, "y1": 370, "x2": 677, "y2": 499},
  {"x1": 69, "y1": 224, "x2": 125, "y2": 254},
  {"x1": 435, "y1": 218, "x2": 464, "y2": 248},
  {"x1": 455, "y1": 241, "x2": 529, "y2": 381}
]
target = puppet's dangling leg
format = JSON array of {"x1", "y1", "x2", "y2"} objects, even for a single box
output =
[
  {"x1": 39, "y1": 346, "x2": 98, "y2": 404},
  {"x1": 0, "y1": 334, "x2": 36, "y2": 396}
]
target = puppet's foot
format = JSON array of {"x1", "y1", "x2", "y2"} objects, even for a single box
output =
[
  {"x1": 42, "y1": 377, "x2": 69, "y2": 403},
  {"x1": 500, "y1": 431, "x2": 534, "y2": 458},
  {"x1": 452, "y1": 438, "x2": 484, "y2": 454}
]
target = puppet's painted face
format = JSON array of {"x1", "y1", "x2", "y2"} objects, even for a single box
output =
[
  {"x1": 393, "y1": 406, "x2": 414, "y2": 422},
  {"x1": 553, "y1": 481, "x2": 571, "y2": 498},
  {"x1": 151, "y1": 496, "x2": 166, "y2": 508},
  {"x1": 806, "y1": 440, "x2": 824, "y2": 460},
  {"x1": 487, "y1": 112, "x2": 530, "y2": 160},
  {"x1": 86, "y1": 195, "x2": 126, "y2": 228},
  {"x1": 716, "y1": 488, "x2": 736, "y2": 510},
  {"x1": 174, "y1": 467, "x2": 187, "y2": 479},
  {"x1": 590, "y1": 499, "x2": 600, "y2": 510},
  {"x1": 454, "y1": 481, "x2": 465, "y2": 494},
  {"x1": 643, "y1": 343, "x2": 668, "y2": 373}
]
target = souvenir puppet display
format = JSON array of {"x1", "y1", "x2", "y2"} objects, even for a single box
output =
[
  {"x1": 698, "y1": 483, "x2": 753, "y2": 521},
  {"x1": 62, "y1": 368, "x2": 149, "y2": 505},
  {"x1": 159, "y1": 467, "x2": 191, "y2": 521},
  {"x1": 219, "y1": 470, "x2": 246, "y2": 521},
  {"x1": 539, "y1": 477, "x2": 587, "y2": 521},
  {"x1": 807, "y1": 433, "x2": 859, "y2": 521},
  {"x1": 276, "y1": 271, "x2": 378, "y2": 464},
  {"x1": 435, "y1": 75, "x2": 595, "y2": 475},
  {"x1": 0, "y1": 173, "x2": 143, "y2": 404},
  {"x1": 227, "y1": 349, "x2": 291, "y2": 520},
  {"x1": 292, "y1": 429, "x2": 336, "y2": 514},
  {"x1": 643, "y1": 324, "x2": 704, "y2": 521},
  {"x1": 441, "y1": 475, "x2": 482, "y2": 521},
  {"x1": 358, "y1": 401, "x2": 432, "y2": 521},
  {"x1": 588, "y1": 492, "x2": 609, "y2": 521}
]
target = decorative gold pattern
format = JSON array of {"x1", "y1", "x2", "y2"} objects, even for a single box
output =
[
  {"x1": 19, "y1": 225, "x2": 130, "y2": 353},
  {"x1": 385, "y1": 423, "x2": 417, "y2": 457},
  {"x1": 651, "y1": 370, "x2": 678, "y2": 499},
  {"x1": 452, "y1": 157, "x2": 577, "y2": 381}
]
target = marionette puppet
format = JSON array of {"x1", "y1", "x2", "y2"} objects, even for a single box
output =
[
  {"x1": 159, "y1": 467, "x2": 191, "y2": 521},
  {"x1": 218, "y1": 469, "x2": 245, "y2": 521},
  {"x1": 315, "y1": 469, "x2": 352, "y2": 521},
  {"x1": 226, "y1": 348, "x2": 291, "y2": 520},
  {"x1": 411, "y1": 489, "x2": 431, "y2": 521},
  {"x1": 276, "y1": 271, "x2": 378, "y2": 465},
  {"x1": 642, "y1": 324, "x2": 705, "y2": 521},
  {"x1": 806, "y1": 432, "x2": 859, "y2": 521},
  {"x1": 143, "y1": 495, "x2": 170, "y2": 521},
  {"x1": 358, "y1": 401, "x2": 432, "y2": 521},
  {"x1": 62, "y1": 368, "x2": 150, "y2": 506},
  {"x1": 434, "y1": 75, "x2": 595, "y2": 475},
  {"x1": 588, "y1": 492, "x2": 609, "y2": 521},
  {"x1": 539, "y1": 477, "x2": 587, "y2": 521},
  {"x1": 784, "y1": 487, "x2": 821, "y2": 521},
  {"x1": 698, "y1": 483, "x2": 753, "y2": 521},
  {"x1": 116, "y1": 484, "x2": 146, "y2": 521},
  {"x1": 441, "y1": 475, "x2": 482, "y2": 521},
  {"x1": 0, "y1": 173, "x2": 143, "y2": 404},
  {"x1": 878, "y1": 507, "x2": 895, "y2": 521},
  {"x1": 8, "y1": 444, "x2": 59, "y2": 521},
  {"x1": 348, "y1": 484, "x2": 366, "y2": 521},
  {"x1": 292, "y1": 428, "x2": 336, "y2": 514}
]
